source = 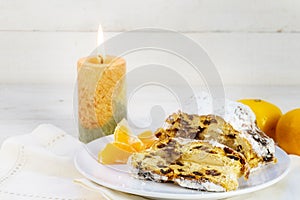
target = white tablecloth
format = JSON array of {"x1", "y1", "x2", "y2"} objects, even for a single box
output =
[{"x1": 0, "y1": 124, "x2": 299, "y2": 200}]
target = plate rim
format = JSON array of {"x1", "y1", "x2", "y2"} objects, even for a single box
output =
[{"x1": 74, "y1": 136, "x2": 291, "y2": 200}]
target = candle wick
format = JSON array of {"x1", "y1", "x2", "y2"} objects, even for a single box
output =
[{"x1": 97, "y1": 55, "x2": 104, "y2": 64}]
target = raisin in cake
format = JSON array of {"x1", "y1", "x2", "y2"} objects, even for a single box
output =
[
  {"x1": 155, "y1": 111, "x2": 276, "y2": 168},
  {"x1": 128, "y1": 138, "x2": 249, "y2": 192}
]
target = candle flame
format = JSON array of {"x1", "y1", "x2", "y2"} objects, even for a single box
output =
[
  {"x1": 97, "y1": 24, "x2": 105, "y2": 61},
  {"x1": 97, "y1": 24, "x2": 104, "y2": 47}
]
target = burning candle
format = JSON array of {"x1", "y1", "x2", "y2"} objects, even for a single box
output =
[{"x1": 77, "y1": 24, "x2": 126, "y2": 143}]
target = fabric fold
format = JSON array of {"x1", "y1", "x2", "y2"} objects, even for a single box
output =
[{"x1": 0, "y1": 124, "x2": 100, "y2": 200}]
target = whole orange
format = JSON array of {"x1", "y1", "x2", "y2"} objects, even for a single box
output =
[
  {"x1": 238, "y1": 99, "x2": 282, "y2": 140},
  {"x1": 276, "y1": 108, "x2": 300, "y2": 155}
]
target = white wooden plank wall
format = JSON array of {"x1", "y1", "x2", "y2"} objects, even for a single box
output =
[{"x1": 0, "y1": 0, "x2": 300, "y2": 85}]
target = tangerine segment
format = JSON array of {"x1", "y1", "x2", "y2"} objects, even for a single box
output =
[
  {"x1": 114, "y1": 119, "x2": 145, "y2": 152},
  {"x1": 98, "y1": 142, "x2": 136, "y2": 165},
  {"x1": 138, "y1": 130, "x2": 157, "y2": 148},
  {"x1": 130, "y1": 140, "x2": 145, "y2": 152},
  {"x1": 114, "y1": 119, "x2": 132, "y2": 142},
  {"x1": 113, "y1": 142, "x2": 137, "y2": 153}
]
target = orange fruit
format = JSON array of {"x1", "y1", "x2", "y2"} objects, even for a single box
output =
[
  {"x1": 114, "y1": 119, "x2": 145, "y2": 152},
  {"x1": 98, "y1": 142, "x2": 136, "y2": 165},
  {"x1": 276, "y1": 108, "x2": 300, "y2": 155},
  {"x1": 138, "y1": 130, "x2": 157, "y2": 148},
  {"x1": 113, "y1": 142, "x2": 137, "y2": 153},
  {"x1": 238, "y1": 99, "x2": 282, "y2": 140}
]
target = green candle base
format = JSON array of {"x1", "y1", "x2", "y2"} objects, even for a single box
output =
[{"x1": 78, "y1": 102, "x2": 126, "y2": 143}]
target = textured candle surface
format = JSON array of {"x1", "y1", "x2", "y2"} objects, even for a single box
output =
[{"x1": 77, "y1": 55, "x2": 126, "y2": 143}]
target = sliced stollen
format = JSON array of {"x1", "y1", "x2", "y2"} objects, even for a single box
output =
[
  {"x1": 128, "y1": 138, "x2": 249, "y2": 192},
  {"x1": 155, "y1": 111, "x2": 276, "y2": 168}
]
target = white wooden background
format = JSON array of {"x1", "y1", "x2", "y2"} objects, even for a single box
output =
[
  {"x1": 0, "y1": 0, "x2": 300, "y2": 142},
  {"x1": 0, "y1": 0, "x2": 300, "y2": 85}
]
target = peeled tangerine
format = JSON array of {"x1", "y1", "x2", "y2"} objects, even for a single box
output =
[{"x1": 99, "y1": 119, "x2": 157, "y2": 165}]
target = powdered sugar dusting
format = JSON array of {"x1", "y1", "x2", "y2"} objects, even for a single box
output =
[{"x1": 184, "y1": 92, "x2": 275, "y2": 160}]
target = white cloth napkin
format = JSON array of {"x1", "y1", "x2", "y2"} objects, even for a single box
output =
[{"x1": 0, "y1": 124, "x2": 299, "y2": 200}]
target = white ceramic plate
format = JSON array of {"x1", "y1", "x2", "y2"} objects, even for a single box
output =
[{"x1": 74, "y1": 135, "x2": 291, "y2": 200}]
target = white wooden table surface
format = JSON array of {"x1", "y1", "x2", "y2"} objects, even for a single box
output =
[{"x1": 0, "y1": 84, "x2": 299, "y2": 145}]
